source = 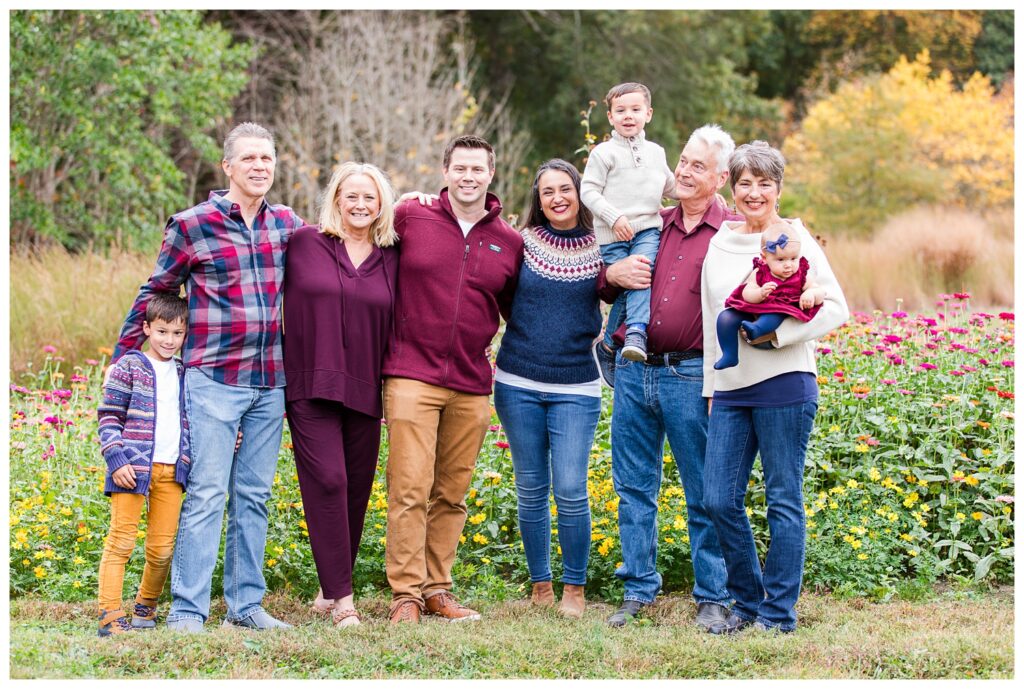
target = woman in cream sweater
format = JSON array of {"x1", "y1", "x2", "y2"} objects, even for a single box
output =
[{"x1": 700, "y1": 141, "x2": 849, "y2": 634}]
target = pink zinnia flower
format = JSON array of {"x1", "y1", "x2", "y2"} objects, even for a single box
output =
[
  {"x1": 890, "y1": 311, "x2": 908, "y2": 319},
  {"x1": 949, "y1": 370, "x2": 965, "y2": 376},
  {"x1": 488, "y1": 424, "x2": 501, "y2": 432},
  {"x1": 918, "y1": 362, "x2": 937, "y2": 370},
  {"x1": 494, "y1": 441, "x2": 510, "y2": 449},
  {"x1": 954, "y1": 292, "x2": 971, "y2": 300},
  {"x1": 42, "y1": 345, "x2": 57, "y2": 353},
  {"x1": 1001, "y1": 360, "x2": 1014, "y2": 368},
  {"x1": 884, "y1": 335, "x2": 903, "y2": 344},
  {"x1": 861, "y1": 350, "x2": 874, "y2": 356},
  {"x1": 881, "y1": 379, "x2": 897, "y2": 385},
  {"x1": 899, "y1": 389, "x2": 915, "y2": 395},
  {"x1": 998, "y1": 312, "x2": 1014, "y2": 321},
  {"x1": 995, "y1": 495, "x2": 1014, "y2": 504}
]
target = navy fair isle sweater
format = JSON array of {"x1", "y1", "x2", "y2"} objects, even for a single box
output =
[{"x1": 495, "y1": 224, "x2": 604, "y2": 384}]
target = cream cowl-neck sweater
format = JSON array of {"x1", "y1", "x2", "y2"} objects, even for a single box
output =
[
  {"x1": 580, "y1": 130, "x2": 676, "y2": 246},
  {"x1": 700, "y1": 218, "x2": 850, "y2": 397}
]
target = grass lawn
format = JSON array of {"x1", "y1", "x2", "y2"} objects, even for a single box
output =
[{"x1": 9, "y1": 588, "x2": 1014, "y2": 679}]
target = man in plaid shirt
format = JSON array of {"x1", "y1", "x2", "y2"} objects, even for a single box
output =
[{"x1": 113, "y1": 122, "x2": 303, "y2": 632}]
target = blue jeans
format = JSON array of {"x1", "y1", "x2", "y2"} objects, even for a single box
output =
[
  {"x1": 494, "y1": 382, "x2": 601, "y2": 585},
  {"x1": 167, "y1": 368, "x2": 285, "y2": 623},
  {"x1": 601, "y1": 227, "x2": 661, "y2": 347},
  {"x1": 611, "y1": 355, "x2": 730, "y2": 604},
  {"x1": 703, "y1": 401, "x2": 818, "y2": 631}
]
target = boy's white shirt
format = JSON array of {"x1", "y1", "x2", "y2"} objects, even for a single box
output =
[
  {"x1": 145, "y1": 353, "x2": 181, "y2": 465},
  {"x1": 700, "y1": 218, "x2": 850, "y2": 397},
  {"x1": 580, "y1": 130, "x2": 676, "y2": 246}
]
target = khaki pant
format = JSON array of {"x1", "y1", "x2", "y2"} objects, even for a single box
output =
[
  {"x1": 97, "y1": 462, "x2": 183, "y2": 613},
  {"x1": 383, "y1": 377, "x2": 491, "y2": 605}
]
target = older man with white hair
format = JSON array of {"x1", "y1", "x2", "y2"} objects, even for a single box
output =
[{"x1": 600, "y1": 125, "x2": 742, "y2": 632}]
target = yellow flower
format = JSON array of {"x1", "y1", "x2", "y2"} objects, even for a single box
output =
[
  {"x1": 21, "y1": 559, "x2": 30, "y2": 566},
  {"x1": 964, "y1": 476, "x2": 979, "y2": 487},
  {"x1": 850, "y1": 539, "x2": 862, "y2": 549},
  {"x1": 459, "y1": 534, "x2": 467, "y2": 544},
  {"x1": 908, "y1": 549, "x2": 918, "y2": 557},
  {"x1": 469, "y1": 489, "x2": 478, "y2": 500},
  {"x1": 857, "y1": 553, "x2": 868, "y2": 560},
  {"x1": 955, "y1": 512, "x2": 966, "y2": 521},
  {"x1": 266, "y1": 558, "x2": 277, "y2": 567},
  {"x1": 829, "y1": 425, "x2": 841, "y2": 433},
  {"x1": 900, "y1": 533, "x2": 913, "y2": 541},
  {"x1": 854, "y1": 443, "x2": 869, "y2": 453},
  {"x1": 73, "y1": 556, "x2": 86, "y2": 564},
  {"x1": 971, "y1": 512, "x2": 984, "y2": 521},
  {"x1": 481, "y1": 558, "x2": 491, "y2": 565},
  {"x1": 847, "y1": 479, "x2": 859, "y2": 489},
  {"x1": 33, "y1": 566, "x2": 47, "y2": 578},
  {"x1": 73, "y1": 581, "x2": 82, "y2": 588},
  {"x1": 473, "y1": 533, "x2": 489, "y2": 545},
  {"x1": 468, "y1": 513, "x2": 486, "y2": 525},
  {"x1": 274, "y1": 545, "x2": 284, "y2": 555}
]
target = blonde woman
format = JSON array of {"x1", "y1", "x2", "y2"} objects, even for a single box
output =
[{"x1": 283, "y1": 162, "x2": 399, "y2": 627}]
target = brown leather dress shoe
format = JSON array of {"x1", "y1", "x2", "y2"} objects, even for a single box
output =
[
  {"x1": 424, "y1": 592, "x2": 481, "y2": 622},
  {"x1": 558, "y1": 584, "x2": 585, "y2": 618},
  {"x1": 531, "y1": 581, "x2": 555, "y2": 607},
  {"x1": 389, "y1": 599, "x2": 421, "y2": 625}
]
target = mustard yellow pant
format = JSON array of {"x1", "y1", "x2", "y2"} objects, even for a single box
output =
[{"x1": 97, "y1": 462, "x2": 183, "y2": 614}]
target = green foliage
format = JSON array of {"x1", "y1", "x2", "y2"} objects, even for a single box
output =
[
  {"x1": 9, "y1": 10, "x2": 251, "y2": 250},
  {"x1": 466, "y1": 10, "x2": 782, "y2": 169},
  {"x1": 973, "y1": 10, "x2": 1014, "y2": 87},
  {"x1": 9, "y1": 299, "x2": 1015, "y2": 604}
]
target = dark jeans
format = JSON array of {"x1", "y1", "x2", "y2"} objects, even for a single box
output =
[
  {"x1": 286, "y1": 398, "x2": 381, "y2": 599},
  {"x1": 704, "y1": 400, "x2": 818, "y2": 631}
]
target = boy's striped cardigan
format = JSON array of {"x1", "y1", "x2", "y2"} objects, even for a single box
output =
[{"x1": 97, "y1": 350, "x2": 191, "y2": 496}]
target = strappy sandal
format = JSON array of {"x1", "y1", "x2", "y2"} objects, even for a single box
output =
[{"x1": 331, "y1": 607, "x2": 361, "y2": 627}]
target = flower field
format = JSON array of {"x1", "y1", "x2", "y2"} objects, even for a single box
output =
[{"x1": 9, "y1": 295, "x2": 1014, "y2": 604}]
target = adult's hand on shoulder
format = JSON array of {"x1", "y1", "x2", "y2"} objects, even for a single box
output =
[
  {"x1": 398, "y1": 191, "x2": 438, "y2": 206},
  {"x1": 606, "y1": 255, "x2": 652, "y2": 290}
]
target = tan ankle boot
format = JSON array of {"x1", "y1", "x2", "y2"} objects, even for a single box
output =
[
  {"x1": 558, "y1": 584, "x2": 585, "y2": 618},
  {"x1": 531, "y1": 581, "x2": 555, "y2": 606}
]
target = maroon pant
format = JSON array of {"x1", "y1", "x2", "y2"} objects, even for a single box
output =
[{"x1": 286, "y1": 398, "x2": 381, "y2": 599}]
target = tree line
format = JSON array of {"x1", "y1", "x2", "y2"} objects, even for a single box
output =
[{"x1": 10, "y1": 9, "x2": 1014, "y2": 252}]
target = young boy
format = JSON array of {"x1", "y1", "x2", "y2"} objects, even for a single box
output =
[
  {"x1": 581, "y1": 82, "x2": 676, "y2": 377},
  {"x1": 96, "y1": 292, "x2": 191, "y2": 636}
]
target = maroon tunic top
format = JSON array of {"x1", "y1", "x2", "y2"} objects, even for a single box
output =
[
  {"x1": 723, "y1": 256, "x2": 820, "y2": 322},
  {"x1": 608, "y1": 198, "x2": 741, "y2": 353},
  {"x1": 283, "y1": 225, "x2": 398, "y2": 418}
]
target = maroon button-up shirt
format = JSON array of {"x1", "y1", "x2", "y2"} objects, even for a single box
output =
[{"x1": 609, "y1": 198, "x2": 741, "y2": 353}]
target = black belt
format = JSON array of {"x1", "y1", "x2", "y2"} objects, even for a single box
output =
[{"x1": 644, "y1": 350, "x2": 702, "y2": 366}]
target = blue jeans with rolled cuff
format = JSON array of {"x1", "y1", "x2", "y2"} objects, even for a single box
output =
[{"x1": 600, "y1": 227, "x2": 661, "y2": 348}]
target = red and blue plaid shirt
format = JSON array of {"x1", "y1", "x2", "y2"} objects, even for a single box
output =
[{"x1": 113, "y1": 190, "x2": 304, "y2": 388}]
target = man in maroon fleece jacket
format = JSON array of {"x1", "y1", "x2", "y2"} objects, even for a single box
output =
[{"x1": 382, "y1": 135, "x2": 523, "y2": 624}]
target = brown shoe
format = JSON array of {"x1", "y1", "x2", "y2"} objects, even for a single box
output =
[
  {"x1": 531, "y1": 581, "x2": 555, "y2": 607},
  {"x1": 558, "y1": 584, "x2": 586, "y2": 619},
  {"x1": 389, "y1": 599, "x2": 421, "y2": 625},
  {"x1": 424, "y1": 591, "x2": 481, "y2": 622}
]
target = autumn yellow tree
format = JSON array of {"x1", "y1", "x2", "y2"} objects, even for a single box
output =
[{"x1": 784, "y1": 51, "x2": 1013, "y2": 234}]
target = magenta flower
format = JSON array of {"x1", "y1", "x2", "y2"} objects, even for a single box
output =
[
  {"x1": 918, "y1": 362, "x2": 938, "y2": 370},
  {"x1": 494, "y1": 441, "x2": 510, "y2": 449},
  {"x1": 861, "y1": 350, "x2": 874, "y2": 356},
  {"x1": 949, "y1": 327, "x2": 968, "y2": 334},
  {"x1": 884, "y1": 335, "x2": 903, "y2": 344},
  {"x1": 42, "y1": 345, "x2": 57, "y2": 354},
  {"x1": 881, "y1": 379, "x2": 897, "y2": 385},
  {"x1": 979, "y1": 358, "x2": 990, "y2": 366},
  {"x1": 953, "y1": 292, "x2": 971, "y2": 300},
  {"x1": 899, "y1": 389, "x2": 915, "y2": 395},
  {"x1": 889, "y1": 356, "x2": 905, "y2": 365},
  {"x1": 1001, "y1": 360, "x2": 1014, "y2": 367},
  {"x1": 488, "y1": 424, "x2": 501, "y2": 432},
  {"x1": 817, "y1": 347, "x2": 832, "y2": 354},
  {"x1": 998, "y1": 312, "x2": 1014, "y2": 321},
  {"x1": 890, "y1": 311, "x2": 908, "y2": 319},
  {"x1": 949, "y1": 370, "x2": 965, "y2": 376}
]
